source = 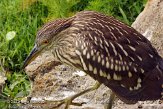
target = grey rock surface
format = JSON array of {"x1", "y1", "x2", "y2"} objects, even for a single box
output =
[{"x1": 24, "y1": 0, "x2": 163, "y2": 108}]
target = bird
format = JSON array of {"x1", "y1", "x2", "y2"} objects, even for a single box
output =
[{"x1": 23, "y1": 11, "x2": 163, "y2": 108}]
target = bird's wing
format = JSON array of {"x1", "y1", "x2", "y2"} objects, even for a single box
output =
[{"x1": 72, "y1": 12, "x2": 162, "y2": 102}]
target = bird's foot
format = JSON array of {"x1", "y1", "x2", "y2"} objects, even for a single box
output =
[
  {"x1": 45, "y1": 96, "x2": 85, "y2": 109},
  {"x1": 44, "y1": 81, "x2": 101, "y2": 109},
  {"x1": 104, "y1": 92, "x2": 115, "y2": 109}
]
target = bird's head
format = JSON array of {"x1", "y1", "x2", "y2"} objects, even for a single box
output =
[{"x1": 23, "y1": 18, "x2": 74, "y2": 68}]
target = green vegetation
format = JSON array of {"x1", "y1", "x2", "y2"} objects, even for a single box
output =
[{"x1": 0, "y1": 0, "x2": 147, "y2": 108}]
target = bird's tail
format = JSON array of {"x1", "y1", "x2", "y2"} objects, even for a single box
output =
[
  {"x1": 159, "y1": 58, "x2": 163, "y2": 100},
  {"x1": 159, "y1": 58, "x2": 163, "y2": 72}
]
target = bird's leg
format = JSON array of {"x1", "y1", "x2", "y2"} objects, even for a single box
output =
[
  {"x1": 64, "y1": 82, "x2": 101, "y2": 109},
  {"x1": 105, "y1": 92, "x2": 115, "y2": 109},
  {"x1": 46, "y1": 81, "x2": 101, "y2": 109}
]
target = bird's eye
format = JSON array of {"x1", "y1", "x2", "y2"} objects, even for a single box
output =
[{"x1": 43, "y1": 40, "x2": 48, "y2": 44}]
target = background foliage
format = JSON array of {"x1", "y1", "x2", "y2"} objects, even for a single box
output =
[{"x1": 0, "y1": 0, "x2": 147, "y2": 108}]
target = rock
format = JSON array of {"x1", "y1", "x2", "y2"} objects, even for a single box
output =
[
  {"x1": 0, "y1": 66, "x2": 7, "y2": 93},
  {"x1": 24, "y1": 0, "x2": 163, "y2": 108},
  {"x1": 132, "y1": 0, "x2": 163, "y2": 57},
  {"x1": 0, "y1": 75, "x2": 6, "y2": 92}
]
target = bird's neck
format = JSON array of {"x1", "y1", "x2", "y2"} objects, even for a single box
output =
[{"x1": 50, "y1": 32, "x2": 83, "y2": 70}]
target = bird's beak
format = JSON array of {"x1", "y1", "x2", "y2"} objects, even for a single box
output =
[{"x1": 23, "y1": 44, "x2": 41, "y2": 68}]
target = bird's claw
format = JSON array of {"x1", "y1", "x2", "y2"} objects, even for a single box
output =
[{"x1": 44, "y1": 97, "x2": 85, "y2": 109}]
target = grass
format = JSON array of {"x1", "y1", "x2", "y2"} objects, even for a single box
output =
[
  {"x1": 0, "y1": 0, "x2": 147, "y2": 108},
  {"x1": 85, "y1": 0, "x2": 147, "y2": 25}
]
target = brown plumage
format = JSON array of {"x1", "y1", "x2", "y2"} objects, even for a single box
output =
[{"x1": 24, "y1": 11, "x2": 163, "y2": 104}]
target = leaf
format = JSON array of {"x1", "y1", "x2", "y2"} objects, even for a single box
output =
[
  {"x1": 119, "y1": 6, "x2": 129, "y2": 25},
  {"x1": 9, "y1": 81, "x2": 20, "y2": 91},
  {"x1": 15, "y1": 91, "x2": 26, "y2": 98},
  {"x1": 6, "y1": 31, "x2": 16, "y2": 41}
]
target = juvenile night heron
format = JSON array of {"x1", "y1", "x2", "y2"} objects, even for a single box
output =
[{"x1": 23, "y1": 11, "x2": 163, "y2": 108}]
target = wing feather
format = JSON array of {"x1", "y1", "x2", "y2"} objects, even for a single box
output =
[{"x1": 71, "y1": 11, "x2": 162, "y2": 102}]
